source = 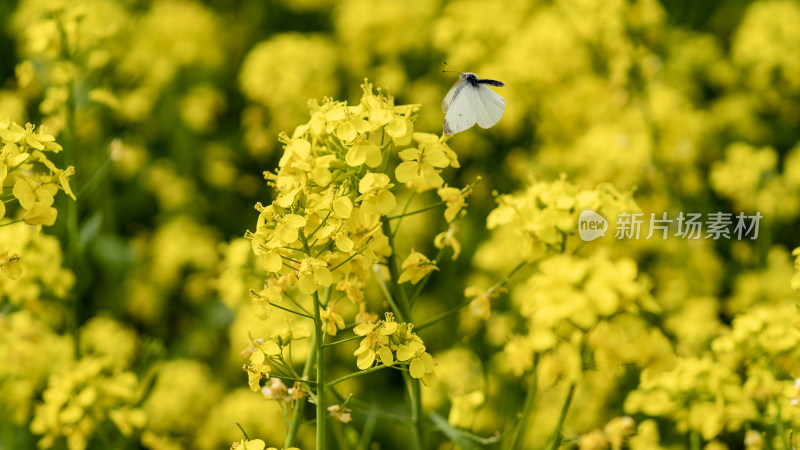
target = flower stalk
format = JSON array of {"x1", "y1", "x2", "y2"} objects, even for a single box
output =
[
  {"x1": 510, "y1": 353, "x2": 539, "y2": 450},
  {"x1": 312, "y1": 290, "x2": 327, "y2": 450}
]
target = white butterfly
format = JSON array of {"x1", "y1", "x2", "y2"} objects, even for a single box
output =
[{"x1": 442, "y1": 72, "x2": 506, "y2": 135}]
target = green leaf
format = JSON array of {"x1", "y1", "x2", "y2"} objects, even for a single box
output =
[
  {"x1": 428, "y1": 413, "x2": 480, "y2": 450},
  {"x1": 78, "y1": 211, "x2": 103, "y2": 248}
]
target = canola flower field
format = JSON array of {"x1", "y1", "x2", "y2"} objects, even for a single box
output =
[{"x1": 2, "y1": 0, "x2": 800, "y2": 449}]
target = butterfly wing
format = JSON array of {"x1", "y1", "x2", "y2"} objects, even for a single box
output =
[
  {"x1": 442, "y1": 79, "x2": 464, "y2": 113},
  {"x1": 473, "y1": 84, "x2": 506, "y2": 129},
  {"x1": 443, "y1": 84, "x2": 477, "y2": 135}
]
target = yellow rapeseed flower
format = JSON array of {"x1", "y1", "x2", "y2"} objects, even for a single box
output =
[{"x1": 397, "y1": 250, "x2": 437, "y2": 284}]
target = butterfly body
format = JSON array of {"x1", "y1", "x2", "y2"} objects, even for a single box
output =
[{"x1": 442, "y1": 72, "x2": 506, "y2": 135}]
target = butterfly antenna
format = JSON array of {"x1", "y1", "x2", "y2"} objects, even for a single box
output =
[{"x1": 441, "y1": 61, "x2": 461, "y2": 74}]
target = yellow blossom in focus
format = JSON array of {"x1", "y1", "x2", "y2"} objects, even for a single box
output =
[
  {"x1": 297, "y1": 257, "x2": 333, "y2": 295},
  {"x1": 345, "y1": 139, "x2": 382, "y2": 168},
  {"x1": 395, "y1": 144, "x2": 450, "y2": 187},
  {"x1": 320, "y1": 304, "x2": 346, "y2": 336},
  {"x1": 357, "y1": 172, "x2": 396, "y2": 220},
  {"x1": 397, "y1": 250, "x2": 437, "y2": 284},
  {"x1": 0, "y1": 221, "x2": 74, "y2": 310},
  {"x1": 1, "y1": 121, "x2": 74, "y2": 228},
  {"x1": 250, "y1": 283, "x2": 283, "y2": 320}
]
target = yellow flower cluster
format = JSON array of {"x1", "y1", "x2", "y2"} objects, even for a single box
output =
[
  {"x1": 240, "y1": 34, "x2": 339, "y2": 156},
  {"x1": 142, "y1": 360, "x2": 223, "y2": 448},
  {"x1": 519, "y1": 251, "x2": 654, "y2": 330},
  {"x1": 625, "y1": 356, "x2": 756, "y2": 441},
  {"x1": 123, "y1": 216, "x2": 220, "y2": 323},
  {"x1": 26, "y1": 317, "x2": 144, "y2": 450},
  {"x1": 31, "y1": 357, "x2": 145, "y2": 450},
  {"x1": 0, "y1": 311, "x2": 73, "y2": 425},
  {"x1": 500, "y1": 250, "x2": 654, "y2": 379},
  {"x1": 710, "y1": 142, "x2": 799, "y2": 219},
  {"x1": 1, "y1": 121, "x2": 74, "y2": 227},
  {"x1": 0, "y1": 222, "x2": 74, "y2": 314},
  {"x1": 243, "y1": 322, "x2": 310, "y2": 392},
  {"x1": 712, "y1": 301, "x2": 800, "y2": 374},
  {"x1": 482, "y1": 175, "x2": 637, "y2": 264},
  {"x1": 353, "y1": 314, "x2": 435, "y2": 383},
  {"x1": 247, "y1": 81, "x2": 456, "y2": 311}
]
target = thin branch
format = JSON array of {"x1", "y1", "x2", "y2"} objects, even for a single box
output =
[
  {"x1": 386, "y1": 201, "x2": 445, "y2": 220},
  {"x1": 283, "y1": 291, "x2": 312, "y2": 316},
  {"x1": 271, "y1": 302, "x2": 314, "y2": 319},
  {"x1": 416, "y1": 260, "x2": 528, "y2": 330},
  {"x1": 325, "y1": 364, "x2": 390, "y2": 389},
  {"x1": 322, "y1": 334, "x2": 361, "y2": 348},
  {"x1": 272, "y1": 375, "x2": 317, "y2": 385}
]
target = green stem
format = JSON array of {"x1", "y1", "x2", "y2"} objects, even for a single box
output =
[
  {"x1": 75, "y1": 155, "x2": 112, "y2": 199},
  {"x1": 391, "y1": 191, "x2": 417, "y2": 238},
  {"x1": 56, "y1": 18, "x2": 80, "y2": 352},
  {"x1": 415, "y1": 299, "x2": 470, "y2": 331},
  {"x1": 510, "y1": 354, "x2": 539, "y2": 450},
  {"x1": 285, "y1": 333, "x2": 317, "y2": 446},
  {"x1": 299, "y1": 230, "x2": 327, "y2": 449},
  {"x1": 329, "y1": 238, "x2": 373, "y2": 272},
  {"x1": 381, "y1": 220, "x2": 411, "y2": 322},
  {"x1": 380, "y1": 126, "x2": 393, "y2": 174},
  {"x1": 331, "y1": 419, "x2": 350, "y2": 450},
  {"x1": 270, "y1": 302, "x2": 314, "y2": 319},
  {"x1": 689, "y1": 429, "x2": 701, "y2": 450},
  {"x1": 375, "y1": 265, "x2": 405, "y2": 321},
  {"x1": 386, "y1": 201, "x2": 445, "y2": 221},
  {"x1": 313, "y1": 291, "x2": 327, "y2": 450},
  {"x1": 325, "y1": 364, "x2": 390, "y2": 389},
  {"x1": 404, "y1": 372, "x2": 424, "y2": 450},
  {"x1": 322, "y1": 334, "x2": 361, "y2": 348},
  {"x1": 380, "y1": 219, "x2": 422, "y2": 449},
  {"x1": 272, "y1": 375, "x2": 316, "y2": 385},
  {"x1": 283, "y1": 291, "x2": 312, "y2": 316},
  {"x1": 0, "y1": 219, "x2": 24, "y2": 227},
  {"x1": 776, "y1": 398, "x2": 790, "y2": 450},
  {"x1": 416, "y1": 260, "x2": 528, "y2": 331},
  {"x1": 545, "y1": 383, "x2": 575, "y2": 450},
  {"x1": 357, "y1": 415, "x2": 378, "y2": 450},
  {"x1": 237, "y1": 423, "x2": 251, "y2": 440},
  {"x1": 307, "y1": 211, "x2": 332, "y2": 242}
]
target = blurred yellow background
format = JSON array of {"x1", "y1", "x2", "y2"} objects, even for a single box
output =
[{"x1": 2, "y1": 0, "x2": 800, "y2": 449}]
